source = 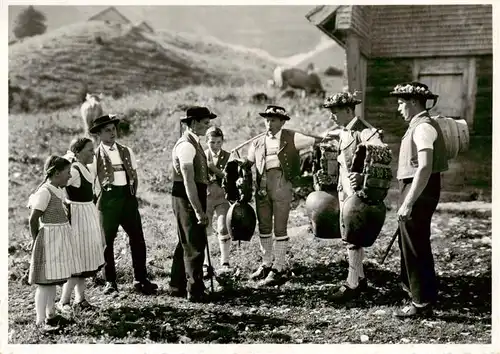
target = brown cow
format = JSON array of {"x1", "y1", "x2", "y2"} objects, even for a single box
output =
[{"x1": 268, "y1": 65, "x2": 326, "y2": 99}]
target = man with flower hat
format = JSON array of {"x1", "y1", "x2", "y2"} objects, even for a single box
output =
[
  {"x1": 389, "y1": 82, "x2": 448, "y2": 318},
  {"x1": 241, "y1": 105, "x2": 322, "y2": 287},
  {"x1": 89, "y1": 114, "x2": 158, "y2": 296},
  {"x1": 169, "y1": 106, "x2": 216, "y2": 303},
  {"x1": 319, "y1": 91, "x2": 386, "y2": 301}
]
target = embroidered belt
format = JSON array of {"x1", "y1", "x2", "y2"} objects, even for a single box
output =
[{"x1": 112, "y1": 164, "x2": 125, "y2": 172}]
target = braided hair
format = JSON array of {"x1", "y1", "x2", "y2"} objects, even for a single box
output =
[{"x1": 33, "y1": 155, "x2": 71, "y2": 193}]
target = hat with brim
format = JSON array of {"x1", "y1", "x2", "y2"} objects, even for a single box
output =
[
  {"x1": 322, "y1": 92, "x2": 362, "y2": 109},
  {"x1": 259, "y1": 105, "x2": 290, "y2": 121},
  {"x1": 389, "y1": 82, "x2": 439, "y2": 100},
  {"x1": 181, "y1": 106, "x2": 217, "y2": 123},
  {"x1": 89, "y1": 114, "x2": 120, "y2": 134}
]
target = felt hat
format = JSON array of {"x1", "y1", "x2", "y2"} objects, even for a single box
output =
[
  {"x1": 181, "y1": 106, "x2": 217, "y2": 123},
  {"x1": 259, "y1": 105, "x2": 290, "y2": 121},
  {"x1": 89, "y1": 114, "x2": 120, "y2": 134}
]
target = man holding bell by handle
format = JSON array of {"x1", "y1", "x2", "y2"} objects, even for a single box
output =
[
  {"x1": 239, "y1": 105, "x2": 322, "y2": 287},
  {"x1": 317, "y1": 91, "x2": 390, "y2": 302}
]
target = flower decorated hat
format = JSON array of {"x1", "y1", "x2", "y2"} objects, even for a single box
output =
[
  {"x1": 259, "y1": 105, "x2": 291, "y2": 121},
  {"x1": 389, "y1": 82, "x2": 438, "y2": 100},
  {"x1": 323, "y1": 91, "x2": 362, "y2": 109}
]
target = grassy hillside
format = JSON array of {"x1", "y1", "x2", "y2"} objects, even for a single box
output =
[{"x1": 8, "y1": 21, "x2": 276, "y2": 113}]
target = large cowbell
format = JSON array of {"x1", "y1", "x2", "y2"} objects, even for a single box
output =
[
  {"x1": 223, "y1": 160, "x2": 256, "y2": 242},
  {"x1": 226, "y1": 202, "x2": 257, "y2": 242},
  {"x1": 305, "y1": 138, "x2": 341, "y2": 239},
  {"x1": 305, "y1": 191, "x2": 341, "y2": 239},
  {"x1": 341, "y1": 143, "x2": 392, "y2": 248}
]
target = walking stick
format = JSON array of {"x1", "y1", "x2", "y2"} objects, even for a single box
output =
[
  {"x1": 378, "y1": 227, "x2": 400, "y2": 265},
  {"x1": 205, "y1": 232, "x2": 215, "y2": 293}
]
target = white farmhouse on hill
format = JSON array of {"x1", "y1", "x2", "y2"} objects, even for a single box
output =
[
  {"x1": 88, "y1": 6, "x2": 154, "y2": 33},
  {"x1": 88, "y1": 6, "x2": 132, "y2": 25}
]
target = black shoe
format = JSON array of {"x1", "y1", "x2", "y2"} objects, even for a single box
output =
[
  {"x1": 249, "y1": 264, "x2": 272, "y2": 280},
  {"x1": 134, "y1": 279, "x2": 158, "y2": 295},
  {"x1": 166, "y1": 287, "x2": 187, "y2": 298},
  {"x1": 45, "y1": 314, "x2": 66, "y2": 327},
  {"x1": 329, "y1": 283, "x2": 362, "y2": 302},
  {"x1": 73, "y1": 299, "x2": 94, "y2": 311},
  {"x1": 358, "y1": 278, "x2": 368, "y2": 292},
  {"x1": 187, "y1": 291, "x2": 211, "y2": 303},
  {"x1": 395, "y1": 304, "x2": 434, "y2": 318},
  {"x1": 257, "y1": 269, "x2": 288, "y2": 287},
  {"x1": 103, "y1": 281, "x2": 118, "y2": 295}
]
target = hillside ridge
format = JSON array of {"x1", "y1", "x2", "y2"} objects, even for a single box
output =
[{"x1": 8, "y1": 21, "x2": 276, "y2": 113}]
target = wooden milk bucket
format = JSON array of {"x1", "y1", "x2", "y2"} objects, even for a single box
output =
[{"x1": 431, "y1": 115, "x2": 470, "y2": 160}]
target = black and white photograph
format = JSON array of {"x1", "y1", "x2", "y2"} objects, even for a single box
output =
[{"x1": 5, "y1": 2, "x2": 495, "y2": 348}]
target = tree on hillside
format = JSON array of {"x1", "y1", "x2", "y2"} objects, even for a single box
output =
[{"x1": 13, "y1": 6, "x2": 47, "y2": 39}]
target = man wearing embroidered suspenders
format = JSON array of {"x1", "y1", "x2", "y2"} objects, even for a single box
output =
[
  {"x1": 241, "y1": 105, "x2": 321, "y2": 287},
  {"x1": 89, "y1": 115, "x2": 157, "y2": 296}
]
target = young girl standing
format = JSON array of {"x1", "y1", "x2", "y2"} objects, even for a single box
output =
[
  {"x1": 59, "y1": 137, "x2": 106, "y2": 311},
  {"x1": 28, "y1": 156, "x2": 82, "y2": 329}
]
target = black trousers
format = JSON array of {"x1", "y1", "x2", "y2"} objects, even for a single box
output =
[
  {"x1": 170, "y1": 183, "x2": 207, "y2": 296},
  {"x1": 398, "y1": 173, "x2": 441, "y2": 305},
  {"x1": 98, "y1": 186, "x2": 147, "y2": 283}
]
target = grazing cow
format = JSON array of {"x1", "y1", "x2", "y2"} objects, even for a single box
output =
[
  {"x1": 267, "y1": 66, "x2": 326, "y2": 99},
  {"x1": 80, "y1": 93, "x2": 103, "y2": 141},
  {"x1": 250, "y1": 92, "x2": 272, "y2": 105}
]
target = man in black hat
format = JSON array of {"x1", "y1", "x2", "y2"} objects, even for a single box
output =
[
  {"x1": 169, "y1": 106, "x2": 216, "y2": 302},
  {"x1": 389, "y1": 82, "x2": 448, "y2": 318},
  {"x1": 241, "y1": 105, "x2": 321, "y2": 287},
  {"x1": 89, "y1": 114, "x2": 157, "y2": 295},
  {"x1": 319, "y1": 91, "x2": 386, "y2": 302}
]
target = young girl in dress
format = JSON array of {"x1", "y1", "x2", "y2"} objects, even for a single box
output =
[
  {"x1": 58, "y1": 137, "x2": 106, "y2": 311},
  {"x1": 28, "y1": 156, "x2": 82, "y2": 329}
]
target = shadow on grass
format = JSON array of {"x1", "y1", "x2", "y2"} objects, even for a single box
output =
[
  {"x1": 216, "y1": 261, "x2": 491, "y2": 323},
  {"x1": 83, "y1": 303, "x2": 294, "y2": 343}
]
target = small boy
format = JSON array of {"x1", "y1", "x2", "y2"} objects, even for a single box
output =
[{"x1": 204, "y1": 127, "x2": 232, "y2": 275}]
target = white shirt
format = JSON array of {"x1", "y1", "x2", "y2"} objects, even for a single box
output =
[
  {"x1": 412, "y1": 111, "x2": 438, "y2": 151},
  {"x1": 89, "y1": 142, "x2": 137, "y2": 187},
  {"x1": 174, "y1": 130, "x2": 201, "y2": 165},
  {"x1": 28, "y1": 183, "x2": 65, "y2": 212},
  {"x1": 67, "y1": 161, "x2": 94, "y2": 189},
  {"x1": 247, "y1": 129, "x2": 316, "y2": 169},
  {"x1": 209, "y1": 149, "x2": 221, "y2": 165}
]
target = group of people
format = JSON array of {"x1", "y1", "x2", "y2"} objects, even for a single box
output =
[
  {"x1": 168, "y1": 81, "x2": 448, "y2": 318},
  {"x1": 26, "y1": 80, "x2": 447, "y2": 332},
  {"x1": 27, "y1": 115, "x2": 157, "y2": 332}
]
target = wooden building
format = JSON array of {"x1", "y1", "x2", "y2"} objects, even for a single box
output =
[
  {"x1": 88, "y1": 6, "x2": 132, "y2": 25},
  {"x1": 135, "y1": 21, "x2": 155, "y2": 34},
  {"x1": 305, "y1": 5, "x2": 492, "y2": 139}
]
